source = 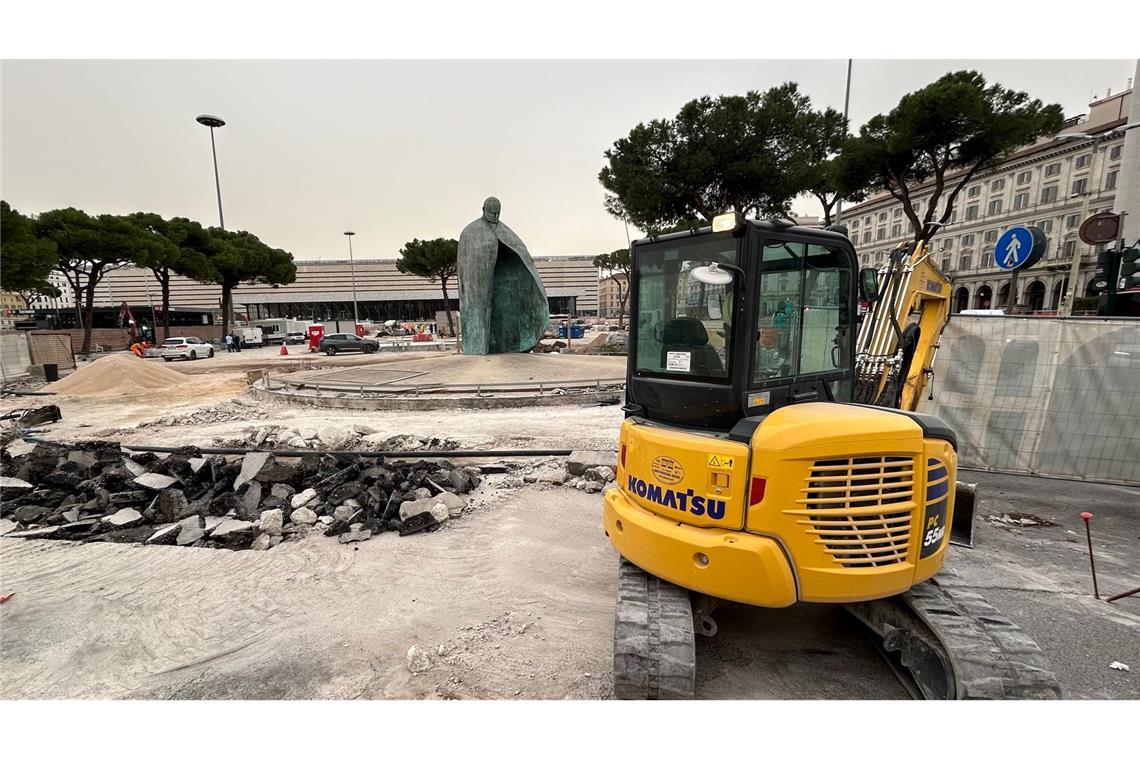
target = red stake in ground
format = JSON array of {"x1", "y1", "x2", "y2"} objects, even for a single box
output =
[{"x1": 1081, "y1": 512, "x2": 1099, "y2": 600}]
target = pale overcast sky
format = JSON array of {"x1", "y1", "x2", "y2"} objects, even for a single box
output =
[{"x1": 1, "y1": 60, "x2": 1134, "y2": 261}]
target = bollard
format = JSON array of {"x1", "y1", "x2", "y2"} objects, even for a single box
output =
[{"x1": 1081, "y1": 511, "x2": 1099, "y2": 599}]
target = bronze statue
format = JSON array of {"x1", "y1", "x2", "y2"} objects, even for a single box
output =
[{"x1": 457, "y1": 197, "x2": 549, "y2": 354}]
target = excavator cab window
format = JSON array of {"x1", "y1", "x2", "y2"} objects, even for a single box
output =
[
  {"x1": 754, "y1": 239, "x2": 853, "y2": 383},
  {"x1": 631, "y1": 233, "x2": 738, "y2": 381}
]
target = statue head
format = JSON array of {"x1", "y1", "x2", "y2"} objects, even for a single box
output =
[{"x1": 482, "y1": 197, "x2": 501, "y2": 225}]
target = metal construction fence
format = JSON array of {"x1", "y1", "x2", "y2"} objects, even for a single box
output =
[{"x1": 919, "y1": 316, "x2": 1140, "y2": 485}]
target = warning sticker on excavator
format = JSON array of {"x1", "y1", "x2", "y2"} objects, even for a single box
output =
[{"x1": 707, "y1": 454, "x2": 734, "y2": 469}]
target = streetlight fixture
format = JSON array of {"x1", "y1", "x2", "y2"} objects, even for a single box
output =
[
  {"x1": 195, "y1": 114, "x2": 227, "y2": 230},
  {"x1": 343, "y1": 231, "x2": 359, "y2": 329},
  {"x1": 1052, "y1": 122, "x2": 1140, "y2": 316}
]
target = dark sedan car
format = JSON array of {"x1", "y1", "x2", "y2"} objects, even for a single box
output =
[{"x1": 319, "y1": 333, "x2": 379, "y2": 355}]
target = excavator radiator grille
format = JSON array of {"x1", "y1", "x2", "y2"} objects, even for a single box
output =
[{"x1": 799, "y1": 456, "x2": 917, "y2": 568}]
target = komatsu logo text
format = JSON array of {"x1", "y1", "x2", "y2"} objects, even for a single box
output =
[{"x1": 626, "y1": 475, "x2": 727, "y2": 520}]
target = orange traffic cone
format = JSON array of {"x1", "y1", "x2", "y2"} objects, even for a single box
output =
[{"x1": 280, "y1": 343, "x2": 289, "y2": 355}]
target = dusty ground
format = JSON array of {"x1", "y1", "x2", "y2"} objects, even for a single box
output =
[{"x1": 2, "y1": 350, "x2": 1137, "y2": 699}]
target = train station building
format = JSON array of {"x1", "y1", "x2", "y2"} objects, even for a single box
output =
[{"x1": 75, "y1": 254, "x2": 601, "y2": 326}]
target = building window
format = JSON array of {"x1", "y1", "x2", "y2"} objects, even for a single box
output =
[
  {"x1": 893, "y1": 208, "x2": 903, "y2": 219},
  {"x1": 984, "y1": 229, "x2": 999, "y2": 244},
  {"x1": 876, "y1": 228, "x2": 885, "y2": 240},
  {"x1": 862, "y1": 231, "x2": 871, "y2": 244},
  {"x1": 1072, "y1": 178, "x2": 1088, "y2": 195},
  {"x1": 961, "y1": 233, "x2": 975, "y2": 247},
  {"x1": 851, "y1": 219, "x2": 860, "y2": 229},
  {"x1": 1066, "y1": 214, "x2": 1079, "y2": 228},
  {"x1": 1075, "y1": 154, "x2": 1091, "y2": 169},
  {"x1": 891, "y1": 223, "x2": 901, "y2": 237},
  {"x1": 1016, "y1": 170, "x2": 1032, "y2": 185},
  {"x1": 991, "y1": 179, "x2": 1005, "y2": 192},
  {"x1": 988, "y1": 199, "x2": 1003, "y2": 215},
  {"x1": 968, "y1": 186, "x2": 981, "y2": 198},
  {"x1": 864, "y1": 216, "x2": 871, "y2": 226},
  {"x1": 875, "y1": 251, "x2": 884, "y2": 264},
  {"x1": 943, "y1": 238, "x2": 954, "y2": 249},
  {"x1": 1041, "y1": 185, "x2": 1058, "y2": 203},
  {"x1": 1037, "y1": 219, "x2": 1053, "y2": 234},
  {"x1": 941, "y1": 256, "x2": 951, "y2": 272},
  {"x1": 1109, "y1": 145, "x2": 1122, "y2": 160},
  {"x1": 878, "y1": 212, "x2": 888, "y2": 222},
  {"x1": 948, "y1": 209, "x2": 957, "y2": 224},
  {"x1": 1012, "y1": 192, "x2": 1029, "y2": 210},
  {"x1": 1045, "y1": 162, "x2": 1061, "y2": 177},
  {"x1": 1105, "y1": 170, "x2": 1118, "y2": 191},
  {"x1": 965, "y1": 205, "x2": 979, "y2": 220},
  {"x1": 959, "y1": 254, "x2": 971, "y2": 271},
  {"x1": 1063, "y1": 240, "x2": 1076, "y2": 257}
]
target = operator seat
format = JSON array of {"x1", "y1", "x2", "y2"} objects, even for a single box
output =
[{"x1": 661, "y1": 317, "x2": 724, "y2": 375}]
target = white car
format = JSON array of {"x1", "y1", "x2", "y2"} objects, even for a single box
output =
[{"x1": 160, "y1": 336, "x2": 215, "y2": 361}]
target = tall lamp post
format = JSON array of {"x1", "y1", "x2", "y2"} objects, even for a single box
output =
[
  {"x1": 195, "y1": 114, "x2": 227, "y2": 230},
  {"x1": 1054, "y1": 121, "x2": 1140, "y2": 317},
  {"x1": 343, "y1": 231, "x2": 359, "y2": 330},
  {"x1": 834, "y1": 58, "x2": 854, "y2": 226},
  {"x1": 196, "y1": 113, "x2": 231, "y2": 330}
]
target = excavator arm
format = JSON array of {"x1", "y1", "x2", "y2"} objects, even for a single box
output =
[{"x1": 854, "y1": 241, "x2": 973, "y2": 545}]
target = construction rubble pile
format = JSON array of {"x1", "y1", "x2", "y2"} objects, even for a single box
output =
[
  {"x1": 141, "y1": 397, "x2": 278, "y2": 428},
  {"x1": 0, "y1": 438, "x2": 483, "y2": 551},
  {"x1": 212, "y1": 424, "x2": 460, "y2": 452},
  {"x1": 515, "y1": 450, "x2": 616, "y2": 493}
]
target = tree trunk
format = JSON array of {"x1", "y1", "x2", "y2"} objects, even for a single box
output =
[
  {"x1": 71, "y1": 283, "x2": 84, "y2": 337},
  {"x1": 80, "y1": 278, "x2": 98, "y2": 354},
  {"x1": 440, "y1": 278, "x2": 456, "y2": 337},
  {"x1": 220, "y1": 285, "x2": 232, "y2": 340},
  {"x1": 159, "y1": 270, "x2": 171, "y2": 341},
  {"x1": 617, "y1": 281, "x2": 628, "y2": 330}
]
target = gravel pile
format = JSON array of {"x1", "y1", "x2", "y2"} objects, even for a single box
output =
[{"x1": 44, "y1": 354, "x2": 189, "y2": 396}]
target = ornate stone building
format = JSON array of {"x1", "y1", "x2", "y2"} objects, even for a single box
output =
[{"x1": 842, "y1": 85, "x2": 1134, "y2": 313}]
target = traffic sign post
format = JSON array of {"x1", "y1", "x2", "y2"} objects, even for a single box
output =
[{"x1": 994, "y1": 226, "x2": 1046, "y2": 313}]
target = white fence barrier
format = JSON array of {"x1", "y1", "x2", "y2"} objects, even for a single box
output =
[
  {"x1": 919, "y1": 316, "x2": 1140, "y2": 485},
  {"x1": 0, "y1": 331, "x2": 32, "y2": 381}
]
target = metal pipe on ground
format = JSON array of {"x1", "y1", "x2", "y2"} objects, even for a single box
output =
[{"x1": 40, "y1": 438, "x2": 577, "y2": 459}]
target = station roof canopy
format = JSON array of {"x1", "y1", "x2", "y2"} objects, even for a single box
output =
[{"x1": 235, "y1": 287, "x2": 585, "y2": 305}]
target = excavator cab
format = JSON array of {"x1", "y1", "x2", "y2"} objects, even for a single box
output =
[
  {"x1": 623, "y1": 214, "x2": 864, "y2": 428},
  {"x1": 605, "y1": 214, "x2": 1059, "y2": 700}
]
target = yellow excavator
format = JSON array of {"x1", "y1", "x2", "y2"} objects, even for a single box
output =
[{"x1": 604, "y1": 212, "x2": 1060, "y2": 699}]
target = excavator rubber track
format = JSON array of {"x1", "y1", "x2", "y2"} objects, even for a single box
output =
[
  {"x1": 845, "y1": 576, "x2": 1062, "y2": 699},
  {"x1": 614, "y1": 562, "x2": 1061, "y2": 700},
  {"x1": 613, "y1": 558, "x2": 696, "y2": 699}
]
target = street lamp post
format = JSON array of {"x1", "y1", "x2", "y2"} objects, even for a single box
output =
[
  {"x1": 195, "y1": 115, "x2": 227, "y2": 230},
  {"x1": 343, "y1": 231, "x2": 359, "y2": 330},
  {"x1": 1054, "y1": 122, "x2": 1140, "y2": 316},
  {"x1": 196, "y1": 114, "x2": 231, "y2": 331},
  {"x1": 835, "y1": 58, "x2": 854, "y2": 226}
]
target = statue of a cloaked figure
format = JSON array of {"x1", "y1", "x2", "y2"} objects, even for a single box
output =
[{"x1": 457, "y1": 197, "x2": 549, "y2": 354}]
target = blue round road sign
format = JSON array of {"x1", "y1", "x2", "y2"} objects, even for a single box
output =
[{"x1": 994, "y1": 226, "x2": 1046, "y2": 271}]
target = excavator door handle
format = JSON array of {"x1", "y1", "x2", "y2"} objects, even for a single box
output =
[{"x1": 790, "y1": 390, "x2": 818, "y2": 403}]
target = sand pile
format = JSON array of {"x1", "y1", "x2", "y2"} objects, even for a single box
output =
[{"x1": 45, "y1": 354, "x2": 190, "y2": 396}]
